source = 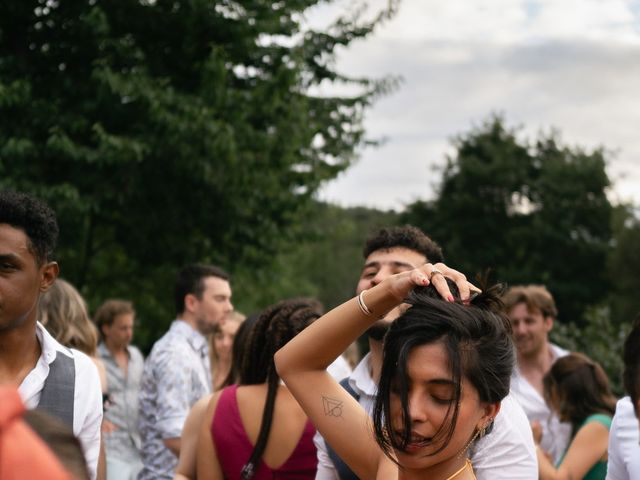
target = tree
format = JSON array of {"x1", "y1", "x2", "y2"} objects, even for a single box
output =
[
  {"x1": 608, "y1": 205, "x2": 640, "y2": 326},
  {"x1": 403, "y1": 116, "x2": 613, "y2": 325},
  {"x1": 0, "y1": 0, "x2": 398, "y2": 343},
  {"x1": 231, "y1": 202, "x2": 401, "y2": 315}
]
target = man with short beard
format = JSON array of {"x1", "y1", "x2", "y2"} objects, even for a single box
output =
[
  {"x1": 314, "y1": 225, "x2": 536, "y2": 480},
  {"x1": 503, "y1": 285, "x2": 571, "y2": 462},
  {"x1": 138, "y1": 264, "x2": 232, "y2": 480}
]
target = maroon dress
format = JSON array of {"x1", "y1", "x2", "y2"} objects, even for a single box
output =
[{"x1": 211, "y1": 384, "x2": 318, "y2": 479}]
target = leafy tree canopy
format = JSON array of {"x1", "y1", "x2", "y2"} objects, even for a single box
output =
[
  {"x1": 0, "y1": 0, "x2": 398, "y2": 343},
  {"x1": 403, "y1": 116, "x2": 613, "y2": 325}
]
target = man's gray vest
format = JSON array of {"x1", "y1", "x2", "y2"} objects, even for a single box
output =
[
  {"x1": 326, "y1": 377, "x2": 360, "y2": 480},
  {"x1": 36, "y1": 351, "x2": 76, "y2": 429}
]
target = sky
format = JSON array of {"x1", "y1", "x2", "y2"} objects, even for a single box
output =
[{"x1": 310, "y1": 0, "x2": 640, "y2": 211}]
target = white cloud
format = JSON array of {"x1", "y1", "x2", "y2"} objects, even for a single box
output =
[{"x1": 316, "y1": 0, "x2": 640, "y2": 210}]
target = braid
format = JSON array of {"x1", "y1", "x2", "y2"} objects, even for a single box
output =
[{"x1": 240, "y1": 298, "x2": 322, "y2": 479}]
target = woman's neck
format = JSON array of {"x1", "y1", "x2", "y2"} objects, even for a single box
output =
[
  {"x1": 399, "y1": 457, "x2": 474, "y2": 480},
  {"x1": 213, "y1": 359, "x2": 231, "y2": 389}
]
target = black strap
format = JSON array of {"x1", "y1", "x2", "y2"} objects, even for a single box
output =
[
  {"x1": 326, "y1": 377, "x2": 360, "y2": 480},
  {"x1": 37, "y1": 351, "x2": 75, "y2": 429}
]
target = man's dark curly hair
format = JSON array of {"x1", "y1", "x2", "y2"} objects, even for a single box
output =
[
  {"x1": 363, "y1": 225, "x2": 444, "y2": 264},
  {"x1": 0, "y1": 191, "x2": 58, "y2": 265}
]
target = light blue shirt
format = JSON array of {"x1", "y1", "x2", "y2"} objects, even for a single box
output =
[{"x1": 98, "y1": 342, "x2": 144, "y2": 461}]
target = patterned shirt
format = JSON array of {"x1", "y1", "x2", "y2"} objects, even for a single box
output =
[
  {"x1": 138, "y1": 320, "x2": 211, "y2": 480},
  {"x1": 98, "y1": 342, "x2": 144, "y2": 462}
]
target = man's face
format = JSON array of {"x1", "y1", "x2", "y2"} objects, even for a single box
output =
[
  {"x1": 192, "y1": 276, "x2": 233, "y2": 335},
  {"x1": 507, "y1": 302, "x2": 552, "y2": 357},
  {"x1": 356, "y1": 247, "x2": 427, "y2": 295},
  {"x1": 357, "y1": 247, "x2": 427, "y2": 340},
  {"x1": 102, "y1": 313, "x2": 135, "y2": 350},
  {"x1": 0, "y1": 223, "x2": 58, "y2": 332}
]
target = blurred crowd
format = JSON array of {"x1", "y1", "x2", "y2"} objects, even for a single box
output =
[{"x1": 1, "y1": 190, "x2": 639, "y2": 480}]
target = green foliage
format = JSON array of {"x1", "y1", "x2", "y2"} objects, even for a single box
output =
[
  {"x1": 608, "y1": 205, "x2": 640, "y2": 326},
  {"x1": 0, "y1": 0, "x2": 397, "y2": 345},
  {"x1": 231, "y1": 202, "x2": 401, "y2": 316},
  {"x1": 403, "y1": 116, "x2": 613, "y2": 326}
]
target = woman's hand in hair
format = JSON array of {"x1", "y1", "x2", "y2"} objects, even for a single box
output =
[{"x1": 383, "y1": 262, "x2": 478, "y2": 303}]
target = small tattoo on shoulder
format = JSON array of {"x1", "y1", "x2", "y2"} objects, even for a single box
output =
[{"x1": 322, "y1": 395, "x2": 344, "y2": 418}]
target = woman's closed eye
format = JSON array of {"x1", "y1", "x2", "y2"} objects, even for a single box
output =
[{"x1": 431, "y1": 395, "x2": 454, "y2": 405}]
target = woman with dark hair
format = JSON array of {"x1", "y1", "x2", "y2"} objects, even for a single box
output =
[
  {"x1": 275, "y1": 265, "x2": 514, "y2": 480},
  {"x1": 536, "y1": 352, "x2": 616, "y2": 480},
  {"x1": 197, "y1": 299, "x2": 322, "y2": 479}
]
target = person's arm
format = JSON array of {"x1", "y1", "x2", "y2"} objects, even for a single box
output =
[
  {"x1": 537, "y1": 420, "x2": 609, "y2": 480},
  {"x1": 73, "y1": 351, "x2": 104, "y2": 480},
  {"x1": 196, "y1": 392, "x2": 224, "y2": 480},
  {"x1": 163, "y1": 437, "x2": 181, "y2": 457},
  {"x1": 606, "y1": 397, "x2": 639, "y2": 480},
  {"x1": 173, "y1": 394, "x2": 213, "y2": 480},
  {"x1": 275, "y1": 263, "x2": 467, "y2": 479},
  {"x1": 97, "y1": 440, "x2": 106, "y2": 480},
  {"x1": 154, "y1": 349, "x2": 198, "y2": 458}
]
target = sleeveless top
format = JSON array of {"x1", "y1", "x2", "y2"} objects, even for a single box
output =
[
  {"x1": 557, "y1": 413, "x2": 612, "y2": 480},
  {"x1": 212, "y1": 384, "x2": 318, "y2": 480}
]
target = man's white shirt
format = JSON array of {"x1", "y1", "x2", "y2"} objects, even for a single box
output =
[
  {"x1": 606, "y1": 396, "x2": 640, "y2": 480},
  {"x1": 19, "y1": 322, "x2": 103, "y2": 480},
  {"x1": 315, "y1": 353, "x2": 538, "y2": 480},
  {"x1": 510, "y1": 342, "x2": 572, "y2": 462}
]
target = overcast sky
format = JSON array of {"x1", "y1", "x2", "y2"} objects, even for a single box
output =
[{"x1": 311, "y1": 0, "x2": 640, "y2": 211}]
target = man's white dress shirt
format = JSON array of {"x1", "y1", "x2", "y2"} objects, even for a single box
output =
[
  {"x1": 606, "y1": 396, "x2": 640, "y2": 480},
  {"x1": 19, "y1": 322, "x2": 103, "y2": 480},
  {"x1": 510, "y1": 343, "x2": 572, "y2": 462}
]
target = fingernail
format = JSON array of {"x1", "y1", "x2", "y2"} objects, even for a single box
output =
[{"x1": 448, "y1": 295, "x2": 454, "y2": 302}]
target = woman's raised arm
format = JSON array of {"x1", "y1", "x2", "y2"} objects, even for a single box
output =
[{"x1": 274, "y1": 263, "x2": 465, "y2": 478}]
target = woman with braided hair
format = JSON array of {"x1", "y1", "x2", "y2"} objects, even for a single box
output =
[{"x1": 197, "y1": 298, "x2": 322, "y2": 479}]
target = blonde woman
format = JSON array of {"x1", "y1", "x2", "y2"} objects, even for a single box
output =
[
  {"x1": 210, "y1": 311, "x2": 245, "y2": 391},
  {"x1": 39, "y1": 278, "x2": 108, "y2": 480},
  {"x1": 39, "y1": 279, "x2": 107, "y2": 393}
]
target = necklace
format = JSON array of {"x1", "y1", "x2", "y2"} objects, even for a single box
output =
[{"x1": 445, "y1": 459, "x2": 473, "y2": 480}]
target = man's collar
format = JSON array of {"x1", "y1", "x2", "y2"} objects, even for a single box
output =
[
  {"x1": 36, "y1": 322, "x2": 72, "y2": 364},
  {"x1": 171, "y1": 319, "x2": 208, "y2": 353}
]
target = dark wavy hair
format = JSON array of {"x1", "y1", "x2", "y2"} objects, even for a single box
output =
[
  {"x1": 623, "y1": 315, "x2": 640, "y2": 417},
  {"x1": 363, "y1": 225, "x2": 444, "y2": 264},
  {"x1": 373, "y1": 279, "x2": 514, "y2": 459},
  {"x1": 543, "y1": 352, "x2": 616, "y2": 432},
  {"x1": 238, "y1": 298, "x2": 323, "y2": 479},
  {"x1": 0, "y1": 191, "x2": 58, "y2": 265}
]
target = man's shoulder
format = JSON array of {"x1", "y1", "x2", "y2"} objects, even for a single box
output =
[
  {"x1": 128, "y1": 344, "x2": 144, "y2": 361},
  {"x1": 550, "y1": 342, "x2": 569, "y2": 359},
  {"x1": 470, "y1": 393, "x2": 537, "y2": 478},
  {"x1": 147, "y1": 328, "x2": 190, "y2": 357},
  {"x1": 67, "y1": 348, "x2": 101, "y2": 389}
]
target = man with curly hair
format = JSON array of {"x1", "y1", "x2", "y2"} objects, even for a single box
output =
[
  {"x1": 314, "y1": 225, "x2": 537, "y2": 480},
  {"x1": 0, "y1": 191, "x2": 103, "y2": 479}
]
